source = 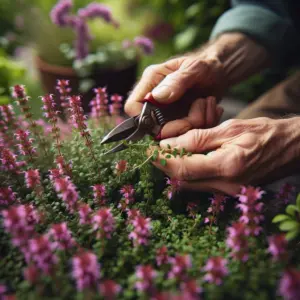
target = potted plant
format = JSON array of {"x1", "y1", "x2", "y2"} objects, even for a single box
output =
[
  {"x1": 21, "y1": 0, "x2": 154, "y2": 112},
  {"x1": 1, "y1": 82, "x2": 300, "y2": 299}
]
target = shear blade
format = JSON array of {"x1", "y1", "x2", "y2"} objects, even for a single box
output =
[{"x1": 100, "y1": 117, "x2": 137, "y2": 145}]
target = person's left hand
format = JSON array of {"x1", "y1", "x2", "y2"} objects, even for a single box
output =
[{"x1": 150, "y1": 117, "x2": 300, "y2": 195}]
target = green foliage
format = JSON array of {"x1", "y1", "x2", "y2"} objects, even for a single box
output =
[{"x1": 273, "y1": 193, "x2": 300, "y2": 240}]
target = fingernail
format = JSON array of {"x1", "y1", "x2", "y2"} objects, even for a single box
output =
[
  {"x1": 160, "y1": 138, "x2": 176, "y2": 148},
  {"x1": 152, "y1": 85, "x2": 172, "y2": 102}
]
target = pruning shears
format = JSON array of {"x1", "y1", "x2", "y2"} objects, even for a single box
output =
[{"x1": 100, "y1": 93, "x2": 166, "y2": 154}]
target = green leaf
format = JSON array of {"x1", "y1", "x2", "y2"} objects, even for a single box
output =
[
  {"x1": 272, "y1": 214, "x2": 290, "y2": 223},
  {"x1": 165, "y1": 154, "x2": 171, "y2": 159},
  {"x1": 174, "y1": 26, "x2": 198, "y2": 51},
  {"x1": 160, "y1": 159, "x2": 167, "y2": 166},
  {"x1": 0, "y1": 96, "x2": 10, "y2": 105},
  {"x1": 285, "y1": 229, "x2": 300, "y2": 241},
  {"x1": 297, "y1": 193, "x2": 300, "y2": 209},
  {"x1": 152, "y1": 149, "x2": 159, "y2": 161},
  {"x1": 286, "y1": 204, "x2": 299, "y2": 216},
  {"x1": 279, "y1": 220, "x2": 299, "y2": 231},
  {"x1": 185, "y1": 3, "x2": 201, "y2": 19}
]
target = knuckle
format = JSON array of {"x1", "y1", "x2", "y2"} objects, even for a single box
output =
[
  {"x1": 221, "y1": 148, "x2": 245, "y2": 179},
  {"x1": 175, "y1": 159, "x2": 192, "y2": 181},
  {"x1": 143, "y1": 64, "x2": 159, "y2": 78}
]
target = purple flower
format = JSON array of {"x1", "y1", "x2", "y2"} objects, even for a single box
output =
[
  {"x1": 156, "y1": 246, "x2": 169, "y2": 266},
  {"x1": 15, "y1": 129, "x2": 35, "y2": 155},
  {"x1": 129, "y1": 215, "x2": 151, "y2": 247},
  {"x1": 168, "y1": 254, "x2": 192, "y2": 280},
  {"x1": 78, "y1": 203, "x2": 92, "y2": 225},
  {"x1": 279, "y1": 268, "x2": 300, "y2": 300},
  {"x1": 47, "y1": 222, "x2": 76, "y2": 250},
  {"x1": 0, "y1": 187, "x2": 17, "y2": 206},
  {"x1": 180, "y1": 280, "x2": 202, "y2": 300},
  {"x1": 72, "y1": 251, "x2": 101, "y2": 291},
  {"x1": 78, "y1": 3, "x2": 113, "y2": 23},
  {"x1": 236, "y1": 186, "x2": 265, "y2": 236},
  {"x1": 0, "y1": 148, "x2": 25, "y2": 172},
  {"x1": 92, "y1": 184, "x2": 106, "y2": 205},
  {"x1": 166, "y1": 178, "x2": 181, "y2": 200},
  {"x1": 50, "y1": 0, "x2": 73, "y2": 27},
  {"x1": 72, "y1": 17, "x2": 91, "y2": 60},
  {"x1": 99, "y1": 280, "x2": 121, "y2": 299},
  {"x1": 226, "y1": 222, "x2": 249, "y2": 261},
  {"x1": 24, "y1": 169, "x2": 41, "y2": 189},
  {"x1": 92, "y1": 208, "x2": 115, "y2": 239},
  {"x1": 0, "y1": 104, "x2": 18, "y2": 129},
  {"x1": 28, "y1": 235, "x2": 58, "y2": 274},
  {"x1": 54, "y1": 176, "x2": 79, "y2": 213},
  {"x1": 268, "y1": 234, "x2": 287, "y2": 262},
  {"x1": 120, "y1": 185, "x2": 135, "y2": 205},
  {"x1": 203, "y1": 257, "x2": 228, "y2": 285},
  {"x1": 135, "y1": 265, "x2": 157, "y2": 292},
  {"x1": 134, "y1": 36, "x2": 154, "y2": 55},
  {"x1": 90, "y1": 87, "x2": 109, "y2": 118}
]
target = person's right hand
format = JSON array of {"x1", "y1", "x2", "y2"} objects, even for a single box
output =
[{"x1": 124, "y1": 51, "x2": 226, "y2": 139}]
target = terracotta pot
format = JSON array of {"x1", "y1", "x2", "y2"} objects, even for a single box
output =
[{"x1": 35, "y1": 56, "x2": 138, "y2": 113}]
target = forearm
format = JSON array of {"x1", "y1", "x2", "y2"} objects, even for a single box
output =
[{"x1": 200, "y1": 32, "x2": 270, "y2": 88}]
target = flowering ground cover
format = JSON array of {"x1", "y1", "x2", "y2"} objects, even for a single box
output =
[{"x1": 0, "y1": 82, "x2": 300, "y2": 300}]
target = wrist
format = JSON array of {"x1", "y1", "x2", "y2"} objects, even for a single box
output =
[{"x1": 203, "y1": 32, "x2": 270, "y2": 87}]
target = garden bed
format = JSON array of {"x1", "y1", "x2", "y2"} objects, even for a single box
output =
[{"x1": 0, "y1": 83, "x2": 300, "y2": 300}]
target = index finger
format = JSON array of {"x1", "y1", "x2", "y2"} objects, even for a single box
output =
[
  {"x1": 125, "y1": 59, "x2": 180, "y2": 116},
  {"x1": 151, "y1": 148, "x2": 230, "y2": 181}
]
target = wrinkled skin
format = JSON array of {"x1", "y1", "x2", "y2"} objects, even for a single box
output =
[{"x1": 152, "y1": 117, "x2": 300, "y2": 195}]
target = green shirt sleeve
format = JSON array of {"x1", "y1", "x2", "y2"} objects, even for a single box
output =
[{"x1": 210, "y1": 1, "x2": 300, "y2": 67}]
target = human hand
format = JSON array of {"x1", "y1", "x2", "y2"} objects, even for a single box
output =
[
  {"x1": 151, "y1": 117, "x2": 300, "y2": 195},
  {"x1": 125, "y1": 51, "x2": 226, "y2": 139}
]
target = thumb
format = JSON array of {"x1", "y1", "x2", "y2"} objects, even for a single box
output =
[
  {"x1": 160, "y1": 127, "x2": 222, "y2": 153},
  {"x1": 152, "y1": 69, "x2": 196, "y2": 104}
]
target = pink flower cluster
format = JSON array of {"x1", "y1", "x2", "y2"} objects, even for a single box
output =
[
  {"x1": 15, "y1": 129, "x2": 36, "y2": 159},
  {"x1": 78, "y1": 203, "x2": 92, "y2": 225},
  {"x1": 28, "y1": 235, "x2": 58, "y2": 274},
  {"x1": 268, "y1": 234, "x2": 287, "y2": 262},
  {"x1": 56, "y1": 79, "x2": 72, "y2": 107},
  {"x1": 0, "y1": 187, "x2": 16, "y2": 206},
  {"x1": 156, "y1": 246, "x2": 169, "y2": 266},
  {"x1": 2, "y1": 204, "x2": 40, "y2": 248},
  {"x1": 237, "y1": 186, "x2": 265, "y2": 236},
  {"x1": 135, "y1": 265, "x2": 157, "y2": 293},
  {"x1": 0, "y1": 148, "x2": 25, "y2": 172},
  {"x1": 123, "y1": 36, "x2": 155, "y2": 55},
  {"x1": 115, "y1": 160, "x2": 127, "y2": 175},
  {"x1": 24, "y1": 169, "x2": 41, "y2": 189},
  {"x1": 279, "y1": 268, "x2": 300, "y2": 300},
  {"x1": 53, "y1": 176, "x2": 79, "y2": 213},
  {"x1": 56, "y1": 155, "x2": 72, "y2": 177},
  {"x1": 166, "y1": 178, "x2": 180, "y2": 200},
  {"x1": 276, "y1": 183, "x2": 295, "y2": 205},
  {"x1": 0, "y1": 104, "x2": 18, "y2": 129},
  {"x1": 47, "y1": 222, "x2": 76, "y2": 250},
  {"x1": 110, "y1": 94, "x2": 123, "y2": 116},
  {"x1": 92, "y1": 208, "x2": 115, "y2": 239},
  {"x1": 129, "y1": 215, "x2": 151, "y2": 246},
  {"x1": 226, "y1": 222, "x2": 249, "y2": 261},
  {"x1": 180, "y1": 280, "x2": 202, "y2": 300},
  {"x1": 205, "y1": 194, "x2": 227, "y2": 224},
  {"x1": 72, "y1": 251, "x2": 101, "y2": 291},
  {"x1": 203, "y1": 257, "x2": 228, "y2": 285},
  {"x1": 120, "y1": 185, "x2": 135, "y2": 204},
  {"x1": 99, "y1": 279, "x2": 121, "y2": 299},
  {"x1": 168, "y1": 254, "x2": 192, "y2": 280},
  {"x1": 41, "y1": 94, "x2": 59, "y2": 122},
  {"x1": 186, "y1": 202, "x2": 199, "y2": 219},
  {"x1": 90, "y1": 87, "x2": 109, "y2": 119},
  {"x1": 92, "y1": 184, "x2": 106, "y2": 205},
  {"x1": 51, "y1": 1, "x2": 117, "y2": 59}
]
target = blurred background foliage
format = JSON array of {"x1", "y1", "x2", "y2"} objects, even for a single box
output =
[{"x1": 0, "y1": 0, "x2": 287, "y2": 111}]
